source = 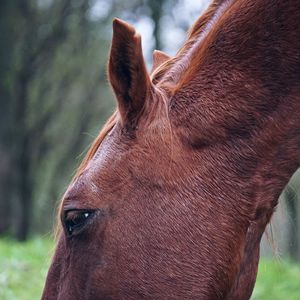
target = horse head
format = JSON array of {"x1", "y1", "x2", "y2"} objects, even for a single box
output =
[{"x1": 42, "y1": 1, "x2": 300, "y2": 299}]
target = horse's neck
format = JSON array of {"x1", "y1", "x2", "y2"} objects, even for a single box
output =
[
  {"x1": 173, "y1": 74, "x2": 300, "y2": 181},
  {"x1": 167, "y1": 1, "x2": 300, "y2": 298},
  {"x1": 170, "y1": 0, "x2": 300, "y2": 203}
]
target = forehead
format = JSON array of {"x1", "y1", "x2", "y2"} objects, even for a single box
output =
[
  {"x1": 63, "y1": 126, "x2": 126, "y2": 207},
  {"x1": 63, "y1": 117, "x2": 178, "y2": 209}
]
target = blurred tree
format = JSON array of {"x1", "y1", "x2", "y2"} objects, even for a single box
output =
[
  {"x1": 0, "y1": 0, "x2": 117, "y2": 240},
  {"x1": 0, "y1": 1, "x2": 15, "y2": 235},
  {"x1": 147, "y1": 0, "x2": 164, "y2": 50}
]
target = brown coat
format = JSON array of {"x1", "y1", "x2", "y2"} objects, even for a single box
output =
[{"x1": 42, "y1": 0, "x2": 300, "y2": 299}]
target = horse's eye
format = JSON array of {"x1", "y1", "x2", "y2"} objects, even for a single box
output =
[{"x1": 63, "y1": 210, "x2": 94, "y2": 236}]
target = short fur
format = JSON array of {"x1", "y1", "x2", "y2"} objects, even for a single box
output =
[{"x1": 42, "y1": 1, "x2": 300, "y2": 299}]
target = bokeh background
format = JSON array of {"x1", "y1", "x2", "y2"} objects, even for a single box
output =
[{"x1": 0, "y1": 0, "x2": 299, "y2": 299}]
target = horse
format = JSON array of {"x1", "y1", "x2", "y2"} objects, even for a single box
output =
[{"x1": 42, "y1": 0, "x2": 300, "y2": 299}]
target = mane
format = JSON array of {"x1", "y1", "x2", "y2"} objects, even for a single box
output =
[
  {"x1": 151, "y1": 0, "x2": 232, "y2": 85},
  {"x1": 73, "y1": 111, "x2": 118, "y2": 180}
]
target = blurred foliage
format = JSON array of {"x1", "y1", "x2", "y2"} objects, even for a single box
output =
[
  {"x1": 0, "y1": 0, "x2": 299, "y2": 262},
  {"x1": 252, "y1": 259, "x2": 300, "y2": 300},
  {"x1": 0, "y1": 237, "x2": 53, "y2": 300},
  {"x1": 0, "y1": 237, "x2": 300, "y2": 300},
  {"x1": 0, "y1": 0, "x2": 117, "y2": 240}
]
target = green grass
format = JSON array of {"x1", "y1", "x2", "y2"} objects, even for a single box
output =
[
  {"x1": 0, "y1": 237, "x2": 300, "y2": 299},
  {"x1": 0, "y1": 237, "x2": 54, "y2": 300},
  {"x1": 252, "y1": 259, "x2": 300, "y2": 300}
]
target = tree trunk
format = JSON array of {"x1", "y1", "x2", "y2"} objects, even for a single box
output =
[
  {"x1": 148, "y1": 0, "x2": 164, "y2": 50},
  {"x1": 14, "y1": 68, "x2": 32, "y2": 241},
  {"x1": 0, "y1": 1, "x2": 16, "y2": 235},
  {"x1": 15, "y1": 135, "x2": 32, "y2": 241},
  {"x1": 0, "y1": 149, "x2": 13, "y2": 234}
]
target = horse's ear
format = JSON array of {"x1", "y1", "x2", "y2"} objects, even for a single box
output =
[
  {"x1": 108, "y1": 18, "x2": 150, "y2": 126},
  {"x1": 150, "y1": 50, "x2": 171, "y2": 74}
]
